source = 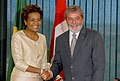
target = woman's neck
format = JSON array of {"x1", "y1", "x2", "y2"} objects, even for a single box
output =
[{"x1": 23, "y1": 30, "x2": 39, "y2": 41}]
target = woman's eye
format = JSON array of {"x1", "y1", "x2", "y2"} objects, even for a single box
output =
[
  {"x1": 38, "y1": 19, "x2": 41, "y2": 21},
  {"x1": 30, "y1": 19, "x2": 34, "y2": 21}
]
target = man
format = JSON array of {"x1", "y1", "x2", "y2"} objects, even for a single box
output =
[{"x1": 41, "y1": 5, "x2": 105, "y2": 81}]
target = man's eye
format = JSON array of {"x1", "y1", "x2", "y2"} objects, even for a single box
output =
[
  {"x1": 76, "y1": 17, "x2": 80, "y2": 20},
  {"x1": 68, "y1": 18, "x2": 72, "y2": 21}
]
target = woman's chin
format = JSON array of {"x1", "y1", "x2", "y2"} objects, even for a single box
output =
[{"x1": 33, "y1": 30, "x2": 38, "y2": 32}]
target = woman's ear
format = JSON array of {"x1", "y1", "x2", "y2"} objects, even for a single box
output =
[{"x1": 24, "y1": 19, "x2": 27, "y2": 25}]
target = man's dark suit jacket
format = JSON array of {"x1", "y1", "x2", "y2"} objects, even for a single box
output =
[{"x1": 50, "y1": 26, "x2": 105, "y2": 81}]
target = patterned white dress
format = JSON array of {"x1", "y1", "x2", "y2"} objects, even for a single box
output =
[{"x1": 10, "y1": 30, "x2": 47, "y2": 81}]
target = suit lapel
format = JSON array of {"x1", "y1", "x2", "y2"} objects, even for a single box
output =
[
  {"x1": 63, "y1": 31, "x2": 71, "y2": 60},
  {"x1": 72, "y1": 26, "x2": 86, "y2": 62}
]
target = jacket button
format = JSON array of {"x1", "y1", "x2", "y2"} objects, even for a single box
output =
[{"x1": 72, "y1": 77, "x2": 75, "y2": 80}]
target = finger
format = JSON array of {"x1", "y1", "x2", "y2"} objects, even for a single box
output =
[
  {"x1": 41, "y1": 74, "x2": 47, "y2": 80},
  {"x1": 42, "y1": 72, "x2": 51, "y2": 80},
  {"x1": 40, "y1": 70, "x2": 46, "y2": 75},
  {"x1": 40, "y1": 69, "x2": 43, "y2": 74}
]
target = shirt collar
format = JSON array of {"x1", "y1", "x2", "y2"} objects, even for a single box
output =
[{"x1": 70, "y1": 30, "x2": 80, "y2": 39}]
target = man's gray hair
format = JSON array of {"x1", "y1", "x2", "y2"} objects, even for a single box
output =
[{"x1": 64, "y1": 5, "x2": 84, "y2": 19}]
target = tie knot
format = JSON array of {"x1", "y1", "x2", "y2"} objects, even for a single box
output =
[{"x1": 72, "y1": 33, "x2": 76, "y2": 37}]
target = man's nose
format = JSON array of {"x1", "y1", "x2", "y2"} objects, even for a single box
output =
[{"x1": 72, "y1": 19, "x2": 76, "y2": 24}]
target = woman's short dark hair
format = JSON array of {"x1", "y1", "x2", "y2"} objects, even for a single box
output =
[
  {"x1": 115, "y1": 78, "x2": 120, "y2": 81},
  {"x1": 21, "y1": 4, "x2": 43, "y2": 28}
]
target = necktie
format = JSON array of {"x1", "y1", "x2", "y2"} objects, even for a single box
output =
[{"x1": 71, "y1": 33, "x2": 77, "y2": 57}]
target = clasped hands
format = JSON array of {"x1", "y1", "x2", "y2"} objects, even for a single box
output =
[{"x1": 39, "y1": 68, "x2": 53, "y2": 80}]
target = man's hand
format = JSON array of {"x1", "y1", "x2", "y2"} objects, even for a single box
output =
[{"x1": 40, "y1": 68, "x2": 53, "y2": 80}]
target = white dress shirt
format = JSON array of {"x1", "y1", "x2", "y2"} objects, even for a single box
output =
[{"x1": 69, "y1": 31, "x2": 80, "y2": 46}]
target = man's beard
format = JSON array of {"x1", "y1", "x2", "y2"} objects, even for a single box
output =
[{"x1": 68, "y1": 24, "x2": 82, "y2": 33}]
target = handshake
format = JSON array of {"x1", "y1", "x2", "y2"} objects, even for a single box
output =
[{"x1": 40, "y1": 68, "x2": 53, "y2": 80}]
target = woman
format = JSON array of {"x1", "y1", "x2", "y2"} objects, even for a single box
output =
[{"x1": 10, "y1": 4, "x2": 47, "y2": 81}]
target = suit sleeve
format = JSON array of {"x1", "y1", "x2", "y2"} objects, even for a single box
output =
[
  {"x1": 92, "y1": 32, "x2": 105, "y2": 81},
  {"x1": 50, "y1": 37, "x2": 63, "y2": 80}
]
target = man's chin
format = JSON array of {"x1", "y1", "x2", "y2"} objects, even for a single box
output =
[
  {"x1": 70, "y1": 30, "x2": 79, "y2": 33},
  {"x1": 69, "y1": 26, "x2": 81, "y2": 33}
]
